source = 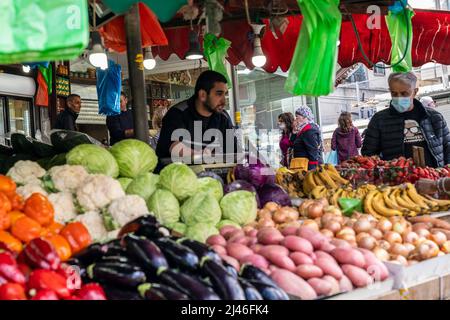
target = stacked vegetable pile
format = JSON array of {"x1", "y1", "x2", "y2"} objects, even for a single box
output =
[
  {"x1": 206, "y1": 221, "x2": 389, "y2": 299},
  {"x1": 0, "y1": 238, "x2": 106, "y2": 300},
  {"x1": 0, "y1": 175, "x2": 92, "y2": 260},
  {"x1": 69, "y1": 215, "x2": 290, "y2": 300}
]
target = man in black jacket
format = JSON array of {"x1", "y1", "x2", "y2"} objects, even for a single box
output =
[
  {"x1": 55, "y1": 94, "x2": 81, "y2": 131},
  {"x1": 362, "y1": 72, "x2": 450, "y2": 168},
  {"x1": 106, "y1": 92, "x2": 134, "y2": 145}
]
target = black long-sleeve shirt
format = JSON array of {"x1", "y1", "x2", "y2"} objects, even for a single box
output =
[
  {"x1": 54, "y1": 109, "x2": 78, "y2": 131},
  {"x1": 106, "y1": 109, "x2": 134, "y2": 146}
]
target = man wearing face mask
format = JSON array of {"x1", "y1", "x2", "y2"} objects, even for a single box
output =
[
  {"x1": 362, "y1": 72, "x2": 450, "y2": 168},
  {"x1": 54, "y1": 94, "x2": 81, "y2": 131}
]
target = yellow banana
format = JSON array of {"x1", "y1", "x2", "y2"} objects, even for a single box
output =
[
  {"x1": 381, "y1": 187, "x2": 404, "y2": 211},
  {"x1": 364, "y1": 190, "x2": 384, "y2": 219},
  {"x1": 317, "y1": 167, "x2": 338, "y2": 190},
  {"x1": 404, "y1": 183, "x2": 436, "y2": 212},
  {"x1": 394, "y1": 189, "x2": 422, "y2": 213},
  {"x1": 323, "y1": 164, "x2": 349, "y2": 185},
  {"x1": 302, "y1": 171, "x2": 317, "y2": 195},
  {"x1": 424, "y1": 195, "x2": 450, "y2": 211},
  {"x1": 312, "y1": 170, "x2": 325, "y2": 187},
  {"x1": 311, "y1": 186, "x2": 327, "y2": 199},
  {"x1": 402, "y1": 189, "x2": 430, "y2": 213},
  {"x1": 372, "y1": 192, "x2": 404, "y2": 217},
  {"x1": 330, "y1": 188, "x2": 344, "y2": 207}
]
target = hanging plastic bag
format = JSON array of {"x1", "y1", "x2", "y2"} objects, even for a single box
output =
[
  {"x1": 96, "y1": 60, "x2": 122, "y2": 116},
  {"x1": 325, "y1": 150, "x2": 339, "y2": 165},
  {"x1": 0, "y1": 0, "x2": 89, "y2": 64},
  {"x1": 203, "y1": 33, "x2": 232, "y2": 87},
  {"x1": 385, "y1": 1, "x2": 414, "y2": 72},
  {"x1": 338, "y1": 198, "x2": 363, "y2": 217},
  {"x1": 35, "y1": 70, "x2": 49, "y2": 107},
  {"x1": 102, "y1": 0, "x2": 186, "y2": 22},
  {"x1": 38, "y1": 64, "x2": 52, "y2": 94},
  {"x1": 285, "y1": 0, "x2": 342, "y2": 96}
]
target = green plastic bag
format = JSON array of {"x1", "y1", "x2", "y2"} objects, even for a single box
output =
[
  {"x1": 38, "y1": 64, "x2": 52, "y2": 94},
  {"x1": 0, "y1": 0, "x2": 89, "y2": 64},
  {"x1": 203, "y1": 33, "x2": 232, "y2": 87},
  {"x1": 285, "y1": 0, "x2": 342, "y2": 96},
  {"x1": 102, "y1": 0, "x2": 186, "y2": 22},
  {"x1": 338, "y1": 198, "x2": 363, "y2": 217},
  {"x1": 385, "y1": 5, "x2": 414, "y2": 72}
]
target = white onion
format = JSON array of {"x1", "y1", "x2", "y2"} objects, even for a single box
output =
[
  {"x1": 378, "y1": 240, "x2": 391, "y2": 251},
  {"x1": 302, "y1": 219, "x2": 320, "y2": 231},
  {"x1": 416, "y1": 229, "x2": 430, "y2": 239},
  {"x1": 353, "y1": 219, "x2": 372, "y2": 234},
  {"x1": 377, "y1": 219, "x2": 393, "y2": 232},
  {"x1": 393, "y1": 222, "x2": 407, "y2": 235},
  {"x1": 430, "y1": 231, "x2": 447, "y2": 246},
  {"x1": 384, "y1": 231, "x2": 403, "y2": 244},
  {"x1": 403, "y1": 231, "x2": 419, "y2": 244},
  {"x1": 320, "y1": 229, "x2": 335, "y2": 239},
  {"x1": 390, "y1": 243, "x2": 409, "y2": 258},
  {"x1": 368, "y1": 228, "x2": 383, "y2": 240},
  {"x1": 417, "y1": 240, "x2": 440, "y2": 260},
  {"x1": 324, "y1": 220, "x2": 342, "y2": 234},
  {"x1": 373, "y1": 247, "x2": 390, "y2": 261},
  {"x1": 357, "y1": 235, "x2": 377, "y2": 250}
]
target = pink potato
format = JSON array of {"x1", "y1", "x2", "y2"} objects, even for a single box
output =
[
  {"x1": 250, "y1": 244, "x2": 263, "y2": 254},
  {"x1": 264, "y1": 251, "x2": 296, "y2": 272},
  {"x1": 259, "y1": 245, "x2": 290, "y2": 257},
  {"x1": 246, "y1": 229, "x2": 258, "y2": 238},
  {"x1": 319, "y1": 242, "x2": 337, "y2": 253},
  {"x1": 281, "y1": 226, "x2": 299, "y2": 236},
  {"x1": 281, "y1": 236, "x2": 314, "y2": 255},
  {"x1": 225, "y1": 229, "x2": 245, "y2": 241},
  {"x1": 297, "y1": 227, "x2": 329, "y2": 250},
  {"x1": 290, "y1": 252, "x2": 314, "y2": 265},
  {"x1": 257, "y1": 228, "x2": 284, "y2": 245},
  {"x1": 357, "y1": 248, "x2": 389, "y2": 281},
  {"x1": 331, "y1": 248, "x2": 366, "y2": 269},
  {"x1": 295, "y1": 264, "x2": 324, "y2": 280},
  {"x1": 314, "y1": 258, "x2": 343, "y2": 280},
  {"x1": 239, "y1": 254, "x2": 269, "y2": 269},
  {"x1": 206, "y1": 234, "x2": 227, "y2": 247},
  {"x1": 339, "y1": 275, "x2": 354, "y2": 293},
  {"x1": 322, "y1": 275, "x2": 341, "y2": 295},
  {"x1": 219, "y1": 254, "x2": 240, "y2": 271},
  {"x1": 220, "y1": 226, "x2": 240, "y2": 239},
  {"x1": 228, "y1": 234, "x2": 249, "y2": 245},
  {"x1": 226, "y1": 243, "x2": 253, "y2": 261},
  {"x1": 307, "y1": 278, "x2": 333, "y2": 297},
  {"x1": 341, "y1": 264, "x2": 374, "y2": 288},
  {"x1": 331, "y1": 238, "x2": 353, "y2": 249},
  {"x1": 270, "y1": 269, "x2": 317, "y2": 300},
  {"x1": 246, "y1": 236, "x2": 258, "y2": 246},
  {"x1": 314, "y1": 251, "x2": 336, "y2": 262},
  {"x1": 211, "y1": 245, "x2": 227, "y2": 256}
]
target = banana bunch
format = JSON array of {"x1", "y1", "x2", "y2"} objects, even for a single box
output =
[
  {"x1": 276, "y1": 167, "x2": 306, "y2": 198},
  {"x1": 303, "y1": 164, "x2": 349, "y2": 195}
]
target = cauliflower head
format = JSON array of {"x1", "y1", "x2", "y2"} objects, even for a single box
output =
[
  {"x1": 7, "y1": 161, "x2": 46, "y2": 185},
  {"x1": 48, "y1": 165, "x2": 89, "y2": 192},
  {"x1": 16, "y1": 182, "x2": 48, "y2": 199},
  {"x1": 76, "y1": 174, "x2": 125, "y2": 212},
  {"x1": 48, "y1": 192, "x2": 77, "y2": 224},
  {"x1": 74, "y1": 211, "x2": 108, "y2": 242},
  {"x1": 108, "y1": 195, "x2": 149, "y2": 227}
]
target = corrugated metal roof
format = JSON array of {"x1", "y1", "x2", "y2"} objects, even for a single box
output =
[{"x1": 76, "y1": 99, "x2": 106, "y2": 125}]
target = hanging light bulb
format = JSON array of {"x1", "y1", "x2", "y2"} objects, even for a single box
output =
[
  {"x1": 251, "y1": 24, "x2": 266, "y2": 68},
  {"x1": 143, "y1": 47, "x2": 156, "y2": 70},
  {"x1": 185, "y1": 30, "x2": 203, "y2": 60},
  {"x1": 22, "y1": 65, "x2": 31, "y2": 73},
  {"x1": 89, "y1": 31, "x2": 108, "y2": 69}
]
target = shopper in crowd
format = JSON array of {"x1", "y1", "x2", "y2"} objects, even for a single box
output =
[
  {"x1": 277, "y1": 112, "x2": 294, "y2": 167},
  {"x1": 362, "y1": 72, "x2": 450, "y2": 168},
  {"x1": 106, "y1": 92, "x2": 134, "y2": 146},
  {"x1": 156, "y1": 70, "x2": 236, "y2": 171},
  {"x1": 331, "y1": 112, "x2": 362, "y2": 163},
  {"x1": 290, "y1": 105, "x2": 323, "y2": 170},
  {"x1": 149, "y1": 106, "x2": 168, "y2": 149},
  {"x1": 54, "y1": 94, "x2": 81, "y2": 131},
  {"x1": 420, "y1": 96, "x2": 436, "y2": 108}
]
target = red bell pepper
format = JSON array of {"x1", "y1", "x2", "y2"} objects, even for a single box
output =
[
  {"x1": 76, "y1": 283, "x2": 107, "y2": 300},
  {"x1": 57, "y1": 263, "x2": 82, "y2": 291},
  {"x1": 0, "y1": 283, "x2": 27, "y2": 300},
  {"x1": 0, "y1": 242, "x2": 12, "y2": 253},
  {"x1": 31, "y1": 289, "x2": 59, "y2": 300},
  {"x1": 18, "y1": 238, "x2": 60, "y2": 270},
  {"x1": 0, "y1": 251, "x2": 26, "y2": 284},
  {"x1": 28, "y1": 269, "x2": 72, "y2": 299}
]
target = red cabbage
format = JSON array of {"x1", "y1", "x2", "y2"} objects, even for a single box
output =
[
  {"x1": 257, "y1": 183, "x2": 292, "y2": 207},
  {"x1": 234, "y1": 163, "x2": 276, "y2": 188}
]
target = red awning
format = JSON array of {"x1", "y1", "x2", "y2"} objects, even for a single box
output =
[{"x1": 148, "y1": 9, "x2": 450, "y2": 72}]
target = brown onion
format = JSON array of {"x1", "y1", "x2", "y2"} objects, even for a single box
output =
[
  {"x1": 390, "y1": 243, "x2": 409, "y2": 258},
  {"x1": 324, "y1": 220, "x2": 341, "y2": 234},
  {"x1": 356, "y1": 232, "x2": 371, "y2": 243},
  {"x1": 384, "y1": 231, "x2": 402, "y2": 244},
  {"x1": 337, "y1": 233, "x2": 356, "y2": 243},
  {"x1": 416, "y1": 229, "x2": 430, "y2": 239},
  {"x1": 307, "y1": 202, "x2": 324, "y2": 219},
  {"x1": 258, "y1": 209, "x2": 272, "y2": 220},
  {"x1": 442, "y1": 241, "x2": 450, "y2": 254},
  {"x1": 301, "y1": 219, "x2": 320, "y2": 231},
  {"x1": 353, "y1": 219, "x2": 372, "y2": 234},
  {"x1": 373, "y1": 247, "x2": 390, "y2": 261},
  {"x1": 273, "y1": 209, "x2": 288, "y2": 224},
  {"x1": 378, "y1": 240, "x2": 391, "y2": 251},
  {"x1": 264, "y1": 202, "x2": 279, "y2": 212},
  {"x1": 321, "y1": 213, "x2": 339, "y2": 226},
  {"x1": 338, "y1": 227, "x2": 356, "y2": 237},
  {"x1": 417, "y1": 240, "x2": 440, "y2": 260},
  {"x1": 403, "y1": 231, "x2": 419, "y2": 244},
  {"x1": 323, "y1": 205, "x2": 342, "y2": 216},
  {"x1": 317, "y1": 197, "x2": 329, "y2": 208},
  {"x1": 430, "y1": 231, "x2": 447, "y2": 246},
  {"x1": 320, "y1": 229, "x2": 335, "y2": 239},
  {"x1": 298, "y1": 200, "x2": 315, "y2": 217},
  {"x1": 377, "y1": 219, "x2": 393, "y2": 232},
  {"x1": 357, "y1": 235, "x2": 377, "y2": 250},
  {"x1": 257, "y1": 218, "x2": 275, "y2": 229},
  {"x1": 403, "y1": 243, "x2": 416, "y2": 254},
  {"x1": 368, "y1": 228, "x2": 383, "y2": 240},
  {"x1": 284, "y1": 207, "x2": 299, "y2": 222}
]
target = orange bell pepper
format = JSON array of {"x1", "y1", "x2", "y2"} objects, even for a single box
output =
[
  {"x1": 47, "y1": 221, "x2": 64, "y2": 235},
  {"x1": 0, "y1": 231, "x2": 23, "y2": 253},
  {"x1": 0, "y1": 176, "x2": 16, "y2": 198},
  {"x1": 0, "y1": 192, "x2": 12, "y2": 214},
  {"x1": 44, "y1": 234, "x2": 72, "y2": 261},
  {"x1": 9, "y1": 211, "x2": 25, "y2": 224},
  {"x1": 24, "y1": 193, "x2": 54, "y2": 227},
  {"x1": 0, "y1": 211, "x2": 11, "y2": 230},
  {"x1": 60, "y1": 222, "x2": 92, "y2": 255},
  {"x1": 11, "y1": 216, "x2": 42, "y2": 243},
  {"x1": 8, "y1": 194, "x2": 24, "y2": 211}
]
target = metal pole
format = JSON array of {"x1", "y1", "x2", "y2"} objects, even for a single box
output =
[{"x1": 124, "y1": 3, "x2": 149, "y2": 142}]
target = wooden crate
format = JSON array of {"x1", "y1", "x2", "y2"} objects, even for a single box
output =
[
  {"x1": 378, "y1": 278, "x2": 441, "y2": 300},
  {"x1": 441, "y1": 273, "x2": 450, "y2": 300}
]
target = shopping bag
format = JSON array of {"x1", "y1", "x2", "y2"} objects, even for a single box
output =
[
  {"x1": 325, "y1": 150, "x2": 339, "y2": 165},
  {"x1": 290, "y1": 157, "x2": 309, "y2": 171},
  {"x1": 0, "y1": 0, "x2": 89, "y2": 64},
  {"x1": 96, "y1": 60, "x2": 121, "y2": 116},
  {"x1": 203, "y1": 33, "x2": 232, "y2": 87}
]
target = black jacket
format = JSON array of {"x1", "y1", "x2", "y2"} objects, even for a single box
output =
[
  {"x1": 361, "y1": 99, "x2": 450, "y2": 167},
  {"x1": 54, "y1": 108, "x2": 78, "y2": 131},
  {"x1": 106, "y1": 109, "x2": 134, "y2": 146},
  {"x1": 290, "y1": 123, "x2": 323, "y2": 169}
]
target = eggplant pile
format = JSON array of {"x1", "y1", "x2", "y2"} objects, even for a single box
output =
[{"x1": 68, "y1": 215, "x2": 289, "y2": 301}]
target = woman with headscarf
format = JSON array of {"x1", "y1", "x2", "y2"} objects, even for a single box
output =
[
  {"x1": 290, "y1": 105, "x2": 323, "y2": 170},
  {"x1": 277, "y1": 112, "x2": 295, "y2": 167}
]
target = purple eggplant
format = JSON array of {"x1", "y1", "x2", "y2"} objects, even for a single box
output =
[
  {"x1": 119, "y1": 215, "x2": 160, "y2": 237},
  {"x1": 87, "y1": 262, "x2": 146, "y2": 289},
  {"x1": 154, "y1": 238, "x2": 199, "y2": 272},
  {"x1": 201, "y1": 258, "x2": 245, "y2": 300},
  {"x1": 72, "y1": 243, "x2": 110, "y2": 266},
  {"x1": 246, "y1": 279, "x2": 289, "y2": 300},
  {"x1": 122, "y1": 234, "x2": 169, "y2": 275},
  {"x1": 157, "y1": 268, "x2": 220, "y2": 300},
  {"x1": 238, "y1": 278, "x2": 264, "y2": 300},
  {"x1": 102, "y1": 284, "x2": 143, "y2": 300},
  {"x1": 222, "y1": 261, "x2": 239, "y2": 278},
  {"x1": 138, "y1": 283, "x2": 189, "y2": 300},
  {"x1": 177, "y1": 238, "x2": 222, "y2": 264},
  {"x1": 240, "y1": 264, "x2": 278, "y2": 287}
]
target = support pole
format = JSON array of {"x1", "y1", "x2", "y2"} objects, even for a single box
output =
[{"x1": 124, "y1": 3, "x2": 149, "y2": 142}]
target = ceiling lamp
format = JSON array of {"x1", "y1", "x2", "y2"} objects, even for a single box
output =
[
  {"x1": 185, "y1": 30, "x2": 203, "y2": 60},
  {"x1": 89, "y1": 31, "x2": 108, "y2": 70},
  {"x1": 143, "y1": 47, "x2": 156, "y2": 70},
  {"x1": 22, "y1": 65, "x2": 31, "y2": 73},
  {"x1": 251, "y1": 24, "x2": 266, "y2": 68}
]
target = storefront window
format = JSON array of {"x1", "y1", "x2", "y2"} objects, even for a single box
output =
[{"x1": 8, "y1": 98, "x2": 31, "y2": 136}]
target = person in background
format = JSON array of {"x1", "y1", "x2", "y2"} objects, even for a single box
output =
[
  {"x1": 290, "y1": 106, "x2": 323, "y2": 170},
  {"x1": 420, "y1": 96, "x2": 436, "y2": 108},
  {"x1": 106, "y1": 92, "x2": 134, "y2": 146},
  {"x1": 277, "y1": 112, "x2": 294, "y2": 167},
  {"x1": 331, "y1": 112, "x2": 362, "y2": 163},
  {"x1": 149, "y1": 106, "x2": 168, "y2": 149},
  {"x1": 55, "y1": 94, "x2": 81, "y2": 131},
  {"x1": 416, "y1": 177, "x2": 450, "y2": 196},
  {"x1": 362, "y1": 72, "x2": 450, "y2": 168}
]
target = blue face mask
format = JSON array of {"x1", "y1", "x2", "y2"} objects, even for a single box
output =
[{"x1": 391, "y1": 97, "x2": 412, "y2": 113}]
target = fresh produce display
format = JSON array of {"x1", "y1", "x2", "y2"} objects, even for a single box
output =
[
  {"x1": 276, "y1": 167, "x2": 305, "y2": 198},
  {"x1": 302, "y1": 164, "x2": 349, "y2": 196},
  {"x1": 68, "y1": 215, "x2": 289, "y2": 300},
  {"x1": 0, "y1": 237, "x2": 106, "y2": 300}
]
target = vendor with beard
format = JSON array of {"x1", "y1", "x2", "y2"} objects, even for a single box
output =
[{"x1": 156, "y1": 70, "x2": 236, "y2": 171}]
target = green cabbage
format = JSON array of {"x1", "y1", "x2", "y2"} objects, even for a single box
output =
[
  {"x1": 110, "y1": 139, "x2": 157, "y2": 178},
  {"x1": 158, "y1": 163, "x2": 198, "y2": 201},
  {"x1": 146, "y1": 189, "x2": 180, "y2": 225},
  {"x1": 126, "y1": 173, "x2": 159, "y2": 201},
  {"x1": 181, "y1": 193, "x2": 222, "y2": 226},
  {"x1": 118, "y1": 177, "x2": 133, "y2": 191},
  {"x1": 220, "y1": 190, "x2": 257, "y2": 226},
  {"x1": 197, "y1": 177, "x2": 223, "y2": 201},
  {"x1": 167, "y1": 222, "x2": 187, "y2": 235},
  {"x1": 66, "y1": 144, "x2": 119, "y2": 177},
  {"x1": 185, "y1": 223, "x2": 219, "y2": 243},
  {"x1": 217, "y1": 219, "x2": 241, "y2": 230}
]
